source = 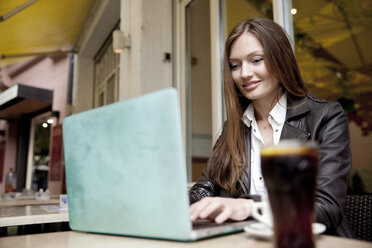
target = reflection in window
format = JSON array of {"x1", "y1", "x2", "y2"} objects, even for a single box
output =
[{"x1": 293, "y1": 0, "x2": 372, "y2": 135}]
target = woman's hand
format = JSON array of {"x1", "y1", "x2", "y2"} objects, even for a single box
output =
[{"x1": 189, "y1": 197, "x2": 253, "y2": 224}]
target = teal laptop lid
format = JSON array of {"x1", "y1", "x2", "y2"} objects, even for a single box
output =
[{"x1": 63, "y1": 88, "x2": 193, "y2": 240}]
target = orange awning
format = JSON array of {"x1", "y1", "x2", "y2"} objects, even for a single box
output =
[{"x1": 0, "y1": 0, "x2": 94, "y2": 67}]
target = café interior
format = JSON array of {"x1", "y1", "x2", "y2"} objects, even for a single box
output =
[{"x1": 0, "y1": 0, "x2": 371, "y2": 247}]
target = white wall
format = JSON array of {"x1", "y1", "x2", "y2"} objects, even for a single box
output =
[{"x1": 119, "y1": 0, "x2": 173, "y2": 100}]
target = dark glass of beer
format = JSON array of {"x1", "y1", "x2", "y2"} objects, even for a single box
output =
[{"x1": 261, "y1": 141, "x2": 319, "y2": 248}]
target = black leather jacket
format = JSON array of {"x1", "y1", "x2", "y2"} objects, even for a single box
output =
[{"x1": 189, "y1": 94, "x2": 353, "y2": 237}]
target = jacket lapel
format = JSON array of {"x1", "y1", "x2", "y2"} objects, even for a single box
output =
[
  {"x1": 281, "y1": 122, "x2": 310, "y2": 141},
  {"x1": 281, "y1": 95, "x2": 311, "y2": 141}
]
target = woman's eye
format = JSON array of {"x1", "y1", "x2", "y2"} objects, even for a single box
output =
[
  {"x1": 230, "y1": 64, "x2": 239, "y2": 70},
  {"x1": 252, "y1": 58, "x2": 263, "y2": 64}
]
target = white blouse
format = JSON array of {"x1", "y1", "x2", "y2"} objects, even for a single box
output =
[{"x1": 241, "y1": 92, "x2": 287, "y2": 195}]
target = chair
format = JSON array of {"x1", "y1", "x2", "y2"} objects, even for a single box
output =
[{"x1": 344, "y1": 194, "x2": 372, "y2": 242}]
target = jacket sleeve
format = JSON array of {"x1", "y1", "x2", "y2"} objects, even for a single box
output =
[
  {"x1": 188, "y1": 123, "x2": 229, "y2": 204},
  {"x1": 189, "y1": 168, "x2": 221, "y2": 204},
  {"x1": 314, "y1": 102, "x2": 352, "y2": 233}
]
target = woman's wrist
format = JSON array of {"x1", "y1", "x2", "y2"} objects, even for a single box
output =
[{"x1": 237, "y1": 198, "x2": 254, "y2": 219}]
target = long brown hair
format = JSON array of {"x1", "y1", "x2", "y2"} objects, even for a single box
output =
[{"x1": 207, "y1": 17, "x2": 308, "y2": 194}]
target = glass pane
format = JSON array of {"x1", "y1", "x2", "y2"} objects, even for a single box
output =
[
  {"x1": 225, "y1": 0, "x2": 273, "y2": 36},
  {"x1": 293, "y1": 0, "x2": 372, "y2": 193},
  {"x1": 107, "y1": 75, "x2": 115, "y2": 104},
  {"x1": 186, "y1": 0, "x2": 213, "y2": 181}
]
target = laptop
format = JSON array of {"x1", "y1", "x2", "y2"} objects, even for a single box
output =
[{"x1": 63, "y1": 87, "x2": 251, "y2": 241}]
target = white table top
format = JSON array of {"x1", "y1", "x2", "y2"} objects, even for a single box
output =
[
  {"x1": 0, "y1": 231, "x2": 371, "y2": 248},
  {"x1": 0, "y1": 205, "x2": 69, "y2": 227}
]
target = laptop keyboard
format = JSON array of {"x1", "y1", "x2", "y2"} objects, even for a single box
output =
[{"x1": 192, "y1": 220, "x2": 232, "y2": 230}]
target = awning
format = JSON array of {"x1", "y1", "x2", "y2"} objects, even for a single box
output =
[
  {"x1": 0, "y1": 84, "x2": 53, "y2": 119},
  {"x1": 0, "y1": 0, "x2": 94, "y2": 67}
]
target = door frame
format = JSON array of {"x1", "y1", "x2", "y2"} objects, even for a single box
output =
[{"x1": 175, "y1": 0, "x2": 224, "y2": 181}]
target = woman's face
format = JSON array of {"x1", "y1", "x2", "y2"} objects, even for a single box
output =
[{"x1": 229, "y1": 32, "x2": 281, "y2": 103}]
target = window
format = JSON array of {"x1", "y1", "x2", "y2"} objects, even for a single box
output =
[
  {"x1": 94, "y1": 33, "x2": 120, "y2": 107},
  {"x1": 292, "y1": 0, "x2": 372, "y2": 193}
]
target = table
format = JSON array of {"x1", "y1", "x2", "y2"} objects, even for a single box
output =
[
  {"x1": 0, "y1": 196, "x2": 60, "y2": 207},
  {"x1": 0, "y1": 205, "x2": 69, "y2": 227},
  {"x1": 0, "y1": 231, "x2": 371, "y2": 248}
]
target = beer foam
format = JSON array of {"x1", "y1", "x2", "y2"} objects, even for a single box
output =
[{"x1": 261, "y1": 140, "x2": 318, "y2": 157}]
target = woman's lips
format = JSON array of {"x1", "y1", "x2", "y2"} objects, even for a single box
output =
[{"x1": 242, "y1": 80, "x2": 260, "y2": 90}]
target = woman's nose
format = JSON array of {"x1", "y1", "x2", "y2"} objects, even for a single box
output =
[{"x1": 241, "y1": 63, "x2": 253, "y2": 79}]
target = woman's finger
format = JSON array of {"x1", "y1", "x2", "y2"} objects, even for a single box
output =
[
  {"x1": 215, "y1": 207, "x2": 233, "y2": 224},
  {"x1": 190, "y1": 197, "x2": 212, "y2": 220},
  {"x1": 199, "y1": 200, "x2": 222, "y2": 219}
]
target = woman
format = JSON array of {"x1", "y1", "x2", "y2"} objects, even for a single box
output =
[{"x1": 189, "y1": 17, "x2": 353, "y2": 237}]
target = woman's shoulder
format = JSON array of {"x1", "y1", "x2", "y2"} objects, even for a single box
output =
[
  {"x1": 303, "y1": 94, "x2": 347, "y2": 125},
  {"x1": 306, "y1": 93, "x2": 328, "y2": 103},
  {"x1": 305, "y1": 94, "x2": 344, "y2": 112}
]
